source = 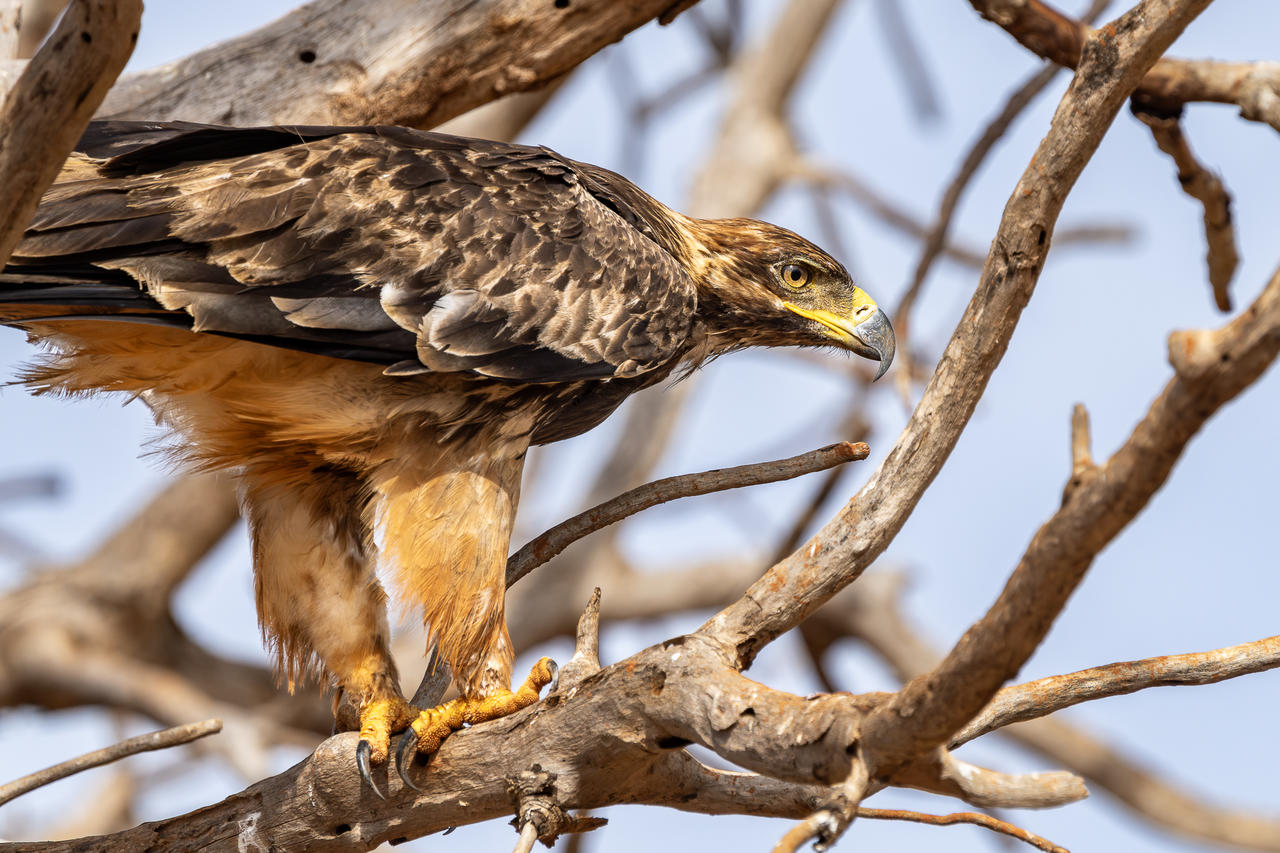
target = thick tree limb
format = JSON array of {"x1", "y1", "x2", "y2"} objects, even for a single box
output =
[
  {"x1": 0, "y1": 720, "x2": 222, "y2": 807},
  {"x1": 506, "y1": 441, "x2": 868, "y2": 586},
  {"x1": 0, "y1": 0, "x2": 140, "y2": 267},
  {"x1": 971, "y1": 0, "x2": 1280, "y2": 131},
  {"x1": 98, "y1": 0, "x2": 700, "y2": 128}
]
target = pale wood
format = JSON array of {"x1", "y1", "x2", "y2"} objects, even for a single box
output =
[
  {"x1": 0, "y1": 0, "x2": 141, "y2": 267},
  {"x1": 97, "y1": 0, "x2": 698, "y2": 128}
]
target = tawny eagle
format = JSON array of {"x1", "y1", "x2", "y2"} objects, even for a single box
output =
[{"x1": 0, "y1": 122, "x2": 894, "y2": 787}]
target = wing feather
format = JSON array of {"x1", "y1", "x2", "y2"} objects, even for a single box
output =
[{"x1": 5, "y1": 123, "x2": 699, "y2": 383}]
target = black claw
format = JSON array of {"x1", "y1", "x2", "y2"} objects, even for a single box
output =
[
  {"x1": 546, "y1": 659, "x2": 560, "y2": 691},
  {"x1": 356, "y1": 738, "x2": 385, "y2": 800},
  {"x1": 395, "y1": 729, "x2": 424, "y2": 792}
]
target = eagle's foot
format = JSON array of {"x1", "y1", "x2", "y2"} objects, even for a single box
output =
[
  {"x1": 394, "y1": 657, "x2": 557, "y2": 788},
  {"x1": 354, "y1": 694, "x2": 420, "y2": 798}
]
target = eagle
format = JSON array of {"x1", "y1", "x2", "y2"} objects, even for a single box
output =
[{"x1": 0, "y1": 121, "x2": 894, "y2": 789}]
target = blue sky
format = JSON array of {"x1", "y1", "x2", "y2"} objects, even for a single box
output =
[{"x1": 1, "y1": 2, "x2": 1277, "y2": 850}]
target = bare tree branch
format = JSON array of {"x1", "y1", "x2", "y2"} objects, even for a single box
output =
[
  {"x1": 0, "y1": 719, "x2": 221, "y2": 807},
  {"x1": 507, "y1": 441, "x2": 869, "y2": 587},
  {"x1": 701, "y1": 0, "x2": 1210, "y2": 677},
  {"x1": 1133, "y1": 105, "x2": 1239, "y2": 310},
  {"x1": 96, "y1": 0, "x2": 702, "y2": 128},
  {"x1": 857, "y1": 806, "x2": 1068, "y2": 853},
  {"x1": 957, "y1": 635, "x2": 1280, "y2": 745},
  {"x1": 825, "y1": 572, "x2": 1280, "y2": 851},
  {"x1": 0, "y1": 0, "x2": 140, "y2": 267},
  {"x1": 863, "y1": 248, "x2": 1277, "y2": 777},
  {"x1": 971, "y1": 0, "x2": 1280, "y2": 132}
]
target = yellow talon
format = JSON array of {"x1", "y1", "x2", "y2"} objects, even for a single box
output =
[
  {"x1": 357, "y1": 695, "x2": 418, "y2": 764},
  {"x1": 397, "y1": 657, "x2": 557, "y2": 775}
]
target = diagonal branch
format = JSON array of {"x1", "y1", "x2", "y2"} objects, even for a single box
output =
[
  {"x1": 1132, "y1": 104, "x2": 1239, "y2": 311},
  {"x1": 955, "y1": 635, "x2": 1280, "y2": 745},
  {"x1": 0, "y1": 719, "x2": 221, "y2": 807},
  {"x1": 506, "y1": 441, "x2": 868, "y2": 587},
  {"x1": 861, "y1": 254, "x2": 1280, "y2": 776},
  {"x1": 699, "y1": 0, "x2": 1211, "y2": 674},
  {"x1": 0, "y1": 0, "x2": 141, "y2": 267}
]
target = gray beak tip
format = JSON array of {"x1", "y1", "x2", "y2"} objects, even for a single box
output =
[{"x1": 855, "y1": 308, "x2": 895, "y2": 381}]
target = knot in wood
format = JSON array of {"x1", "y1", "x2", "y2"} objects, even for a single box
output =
[{"x1": 508, "y1": 768, "x2": 567, "y2": 846}]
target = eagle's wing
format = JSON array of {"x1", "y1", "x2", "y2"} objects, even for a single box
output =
[{"x1": 7, "y1": 122, "x2": 698, "y2": 382}]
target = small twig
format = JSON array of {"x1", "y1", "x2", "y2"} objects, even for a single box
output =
[
  {"x1": 773, "y1": 809, "x2": 842, "y2": 853},
  {"x1": 0, "y1": 719, "x2": 222, "y2": 806},
  {"x1": 872, "y1": 0, "x2": 941, "y2": 122},
  {"x1": 857, "y1": 807, "x2": 1068, "y2": 853},
  {"x1": 554, "y1": 588, "x2": 603, "y2": 692},
  {"x1": 793, "y1": 160, "x2": 988, "y2": 269},
  {"x1": 512, "y1": 822, "x2": 538, "y2": 853},
  {"x1": 773, "y1": 764, "x2": 869, "y2": 853},
  {"x1": 506, "y1": 441, "x2": 869, "y2": 586},
  {"x1": 1132, "y1": 105, "x2": 1238, "y2": 311},
  {"x1": 1070, "y1": 403, "x2": 1093, "y2": 472},
  {"x1": 893, "y1": 0, "x2": 1114, "y2": 383},
  {"x1": 955, "y1": 634, "x2": 1280, "y2": 746},
  {"x1": 1062, "y1": 402, "x2": 1096, "y2": 502}
]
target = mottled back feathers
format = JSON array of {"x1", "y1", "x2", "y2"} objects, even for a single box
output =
[{"x1": 4, "y1": 122, "x2": 700, "y2": 383}]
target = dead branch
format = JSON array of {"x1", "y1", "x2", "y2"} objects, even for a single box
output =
[
  {"x1": 827, "y1": 572, "x2": 1280, "y2": 851},
  {"x1": 97, "y1": 0, "x2": 700, "y2": 128},
  {"x1": 0, "y1": 720, "x2": 221, "y2": 807},
  {"x1": 0, "y1": 0, "x2": 140, "y2": 267},
  {"x1": 856, "y1": 807, "x2": 1067, "y2": 853},
  {"x1": 971, "y1": 0, "x2": 1280, "y2": 131},
  {"x1": 1133, "y1": 105, "x2": 1239, "y2": 310},
  {"x1": 700, "y1": 0, "x2": 1210, "y2": 678},
  {"x1": 0, "y1": 635, "x2": 878, "y2": 852},
  {"x1": 506, "y1": 441, "x2": 869, "y2": 586},
  {"x1": 0, "y1": 1, "x2": 19, "y2": 59},
  {"x1": 862, "y1": 249, "x2": 1277, "y2": 778},
  {"x1": 956, "y1": 635, "x2": 1280, "y2": 745},
  {"x1": 892, "y1": 0, "x2": 1115, "y2": 390},
  {"x1": 686, "y1": 0, "x2": 846, "y2": 218},
  {"x1": 893, "y1": 62, "x2": 1059, "y2": 358}
]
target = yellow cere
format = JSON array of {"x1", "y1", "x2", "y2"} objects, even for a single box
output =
[{"x1": 782, "y1": 287, "x2": 879, "y2": 342}]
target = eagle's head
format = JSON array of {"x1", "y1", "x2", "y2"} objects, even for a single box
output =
[{"x1": 683, "y1": 218, "x2": 895, "y2": 379}]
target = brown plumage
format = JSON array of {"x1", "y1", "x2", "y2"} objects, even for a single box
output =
[{"x1": 1, "y1": 121, "x2": 894, "y2": 778}]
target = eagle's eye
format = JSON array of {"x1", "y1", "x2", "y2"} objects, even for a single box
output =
[{"x1": 779, "y1": 262, "x2": 813, "y2": 289}]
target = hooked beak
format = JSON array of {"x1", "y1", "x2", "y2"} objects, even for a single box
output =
[{"x1": 783, "y1": 302, "x2": 897, "y2": 380}]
